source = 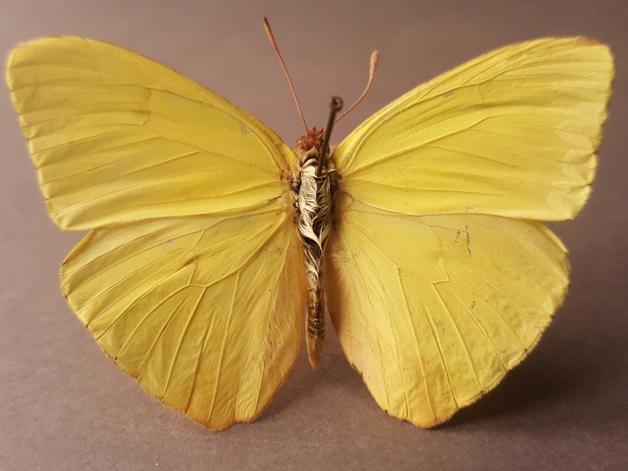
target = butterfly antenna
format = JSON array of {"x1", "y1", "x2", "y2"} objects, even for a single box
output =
[
  {"x1": 335, "y1": 50, "x2": 379, "y2": 124},
  {"x1": 316, "y1": 96, "x2": 343, "y2": 177},
  {"x1": 263, "y1": 17, "x2": 309, "y2": 132}
]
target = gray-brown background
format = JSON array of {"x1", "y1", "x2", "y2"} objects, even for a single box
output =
[{"x1": 1, "y1": 1, "x2": 626, "y2": 470}]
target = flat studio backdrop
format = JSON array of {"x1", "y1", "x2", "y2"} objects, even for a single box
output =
[{"x1": 1, "y1": 1, "x2": 626, "y2": 470}]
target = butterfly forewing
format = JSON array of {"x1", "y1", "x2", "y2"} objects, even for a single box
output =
[
  {"x1": 333, "y1": 38, "x2": 612, "y2": 221},
  {"x1": 6, "y1": 37, "x2": 297, "y2": 229}
]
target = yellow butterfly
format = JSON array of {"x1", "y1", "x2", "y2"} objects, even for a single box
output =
[{"x1": 5, "y1": 17, "x2": 613, "y2": 431}]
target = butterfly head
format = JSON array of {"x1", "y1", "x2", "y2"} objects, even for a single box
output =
[
  {"x1": 295, "y1": 96, "x2": 343, "y2": 176},
  {"x1": 296, "y1": 127, "x2": 325, "y2": 154},
  {"x1": 264, "y1": 17, "x2": 378, "y2": 166}
]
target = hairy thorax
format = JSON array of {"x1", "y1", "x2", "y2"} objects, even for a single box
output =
[{"x1": 292, "y1": 132, "x2": 336, "y2": 368}]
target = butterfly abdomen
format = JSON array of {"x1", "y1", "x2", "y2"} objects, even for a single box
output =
[{"x1": 295, "y1": 146, "x2": 333, "y2": 369}]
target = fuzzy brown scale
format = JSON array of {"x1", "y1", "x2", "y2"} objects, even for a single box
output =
[{"x1": 292, "y1": 128, "x2": 337, "y2": 368}]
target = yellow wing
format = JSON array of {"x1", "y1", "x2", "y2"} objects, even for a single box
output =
[
  {"x1": 328, "y1": 38, "x2": 613, "y2": 427},
  {"x1": 6, "y1": 37, "x2": 305, "y2": 429},
  {"x1": 334, "y1": 37, "x2": 613, "y2": 221},
  {"x1": 62, "y1": 204, "x2": 305, "y2": 430},
  {"x1": 326, "y1": 203, "x2": 568, "y2": 427},
  {"x1": 6, "y1": 37, "x2": 296, "y2": 229}
]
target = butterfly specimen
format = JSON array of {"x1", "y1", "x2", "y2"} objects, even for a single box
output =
[{"x1": 5, "y1": 17, "x2": 613, "y2": 430}]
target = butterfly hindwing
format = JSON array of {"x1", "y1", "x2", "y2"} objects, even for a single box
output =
[
  {"x1": 62, "y1": 202, "x2": 305, "y2": 429},
  {"x1": 326, "y1": 203, "x2": 569, "y2": 426}
]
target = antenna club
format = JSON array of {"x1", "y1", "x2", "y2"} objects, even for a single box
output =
[
  {"x1": 315, "y1": 96, "x2": 343, "y2": 176},
  {"x1": 370, "y1": 50, "x2": 380, "y2": 70},
  {"x1": 262, "y1": 17, "x2": 275, "y2": 45}
]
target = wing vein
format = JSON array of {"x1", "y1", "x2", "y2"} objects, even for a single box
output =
[
  {"x1": 162, "y1": 286, "x2": 208, "y2": 398},
  {"x1": 206, "y1": 271, "x2": 240, "y2": 422},
  {"x1": 397, "y1": 269, "x2": 437, "y2": 421}
]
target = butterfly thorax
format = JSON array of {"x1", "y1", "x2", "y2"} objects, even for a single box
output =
[{"x1": 293, "y1": 129, "x2": 336, "y2": 368}]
